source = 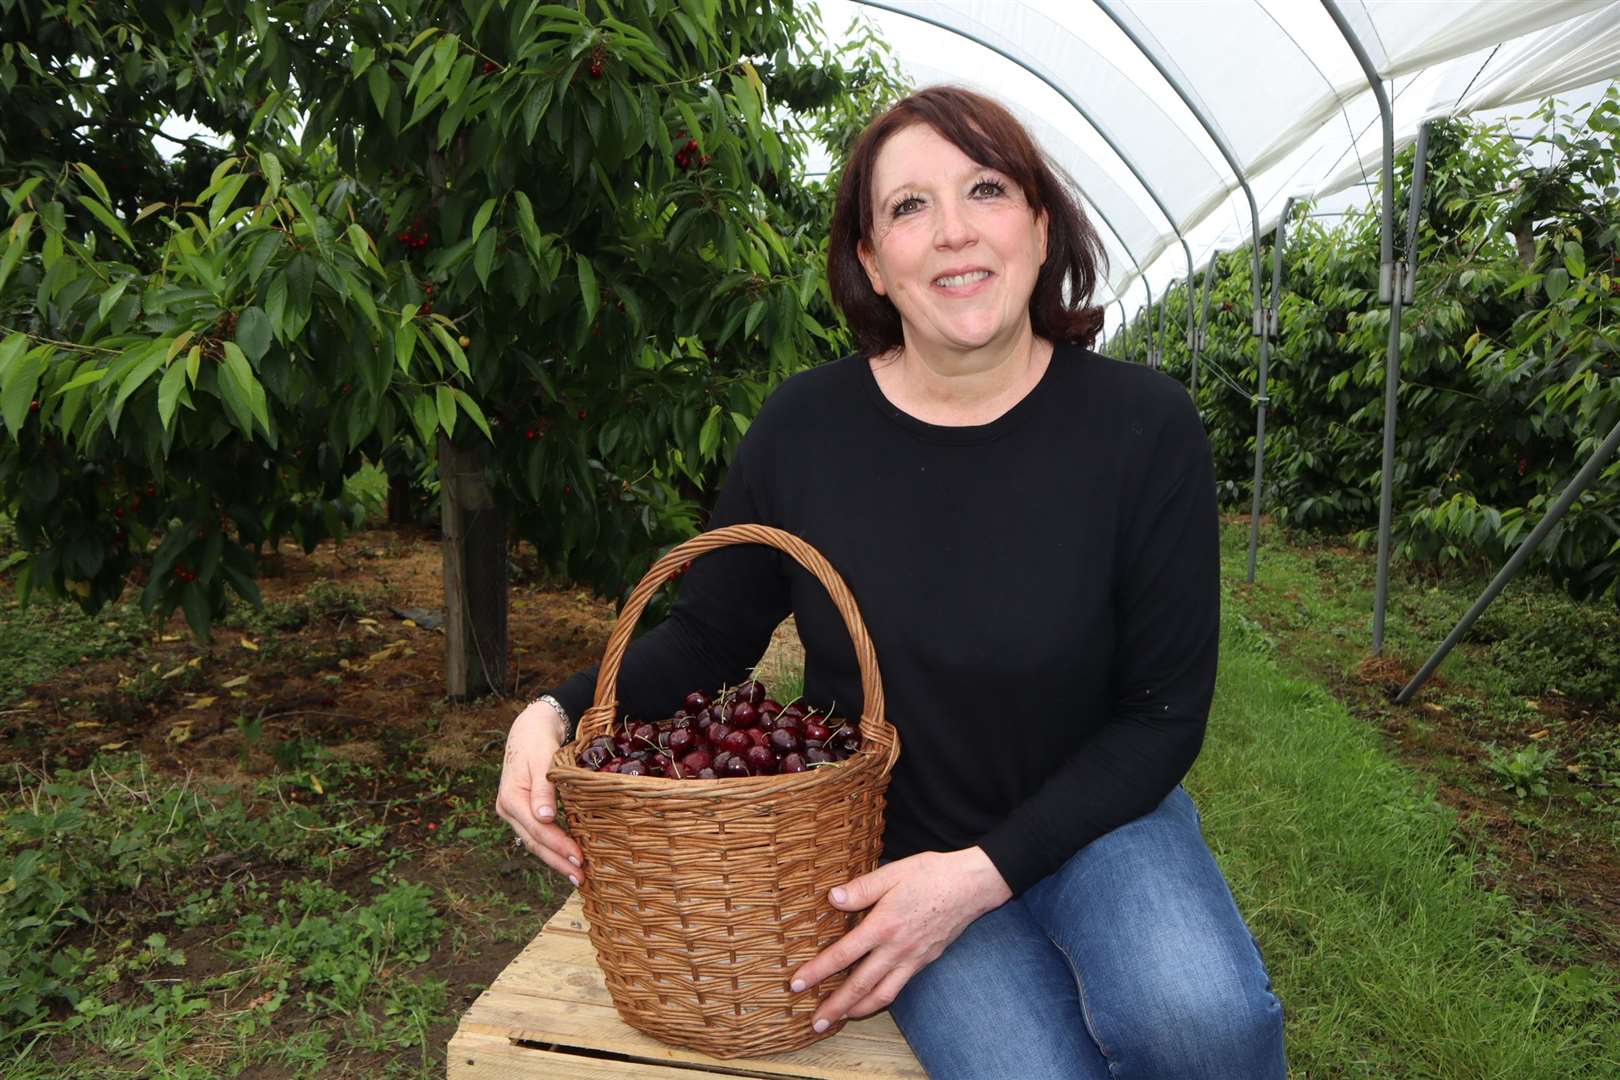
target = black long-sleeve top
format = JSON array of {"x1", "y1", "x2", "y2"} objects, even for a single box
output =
[{"x1": 548, "y1": 343, "x2": 1220, "y2": 897}]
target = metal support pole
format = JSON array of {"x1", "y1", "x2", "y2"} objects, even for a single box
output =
[
  {"x1": 1143, "y1": 277, "x2": 1155, "y2": 366},
  {"x1": 1115, "y1": 299, "x2": 1128, "y2": 359},
  {"x1": 1195, "y1": 253, "x2": 1218, "y2": 401},
  {"x1": 1153, "y1": 294, "x2": 1167, "y2": 369},
  {"x1": 1093, "y1": 0, "x2": 1271, "y2": 582},
  {"x1": 1323, "y1": 0, "x2": 1402, "y2": 652},
  {"x1": 1182, "y1": 238, "x2": 1196, "y2": 377},
  {"x1": 1133, "y1": 304, "x2": 1147, "y2": 364},
  {"x1": 1267, "y1": 197, "x2": 1296, "y2": 341},
  {"x1": 1403, "y1": 122, "x2": 1431, "y2": 304},
  {"x1": 1397, "y1": 416, "x2": 1620, "y2": 703}
]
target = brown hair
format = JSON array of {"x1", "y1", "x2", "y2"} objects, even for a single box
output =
[{"x1": 827, "y1": 85, "x2": 1108, "y2": 356}]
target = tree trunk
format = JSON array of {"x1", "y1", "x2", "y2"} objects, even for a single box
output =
[
  {"x1": 387, "y1": 474, "x2": 415, "y2": 524},
  {"x1": 1512, "y1": 219, "x2": 1537, "y2": 269},
  {"x1": 438, "y1": 434, "x2": 507, "y2": 700}
]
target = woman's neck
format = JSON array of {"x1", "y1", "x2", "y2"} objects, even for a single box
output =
[{"x1": 870, "y1": 330, "x2": 1054, "y2": 426}]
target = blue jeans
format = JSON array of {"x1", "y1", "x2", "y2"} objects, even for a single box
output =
[{"x1": 887, "y1": 786, "x2": 1286, "y2": 1078}]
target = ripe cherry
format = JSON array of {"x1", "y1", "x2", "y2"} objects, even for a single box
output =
[
  {"x1": 576, "y1": 408, "x2": 587, "y2": 420},
  {"x1": 684, "y1": 690, "x2": 710, "y2": 713},
  {"x1": 744, "y1": 745, "x2": 777, "y2": 774},
  {"x1": 483, "y1": 60, "x2": 498, "y2": 74}
]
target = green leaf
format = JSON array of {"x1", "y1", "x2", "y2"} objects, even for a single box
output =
[
  {"x1": 473, "y1": 227, "x2": 497, "y2": 288},
  {"x1": 1545, "y1": 268, "x2": 1569, "y2": 301},
  {"x1": 698, "y1": 405, "x2": 721, "y2": 459},
  {"x1": 53, "y1": 367, "x2": 108, "y2": 395},
  {"x1": 158, "y1": 357, "x2": 188, "y2": 431},
  {"x1": 450, "y1": 389, "x2": 491, "y2": 442},
  {"x1": 261, "y1": 150, "x2": 283, "y2": 201},
  {"x1": 221, "y1": 342, "x2": 271, "y2": 436},
  {"x1": 513, "y1": 191, "x2": 544, "y2": 259},
  {"x1": 577, "y1": 254, "x2": 598, "y2": 325},
  {"x1": 97, "y1": 279, "x2": 130, "y2": 322},
  {"x1": 744, "y1": 299, "x2": 766, "y2": 340},
  {"x1": 73, "y1": 162, "x2": 112, "y2": 205},
  {"x1": 410, "y1": 390, "x2": 437, "y2": 445},
  {"x1": 346, "y1": 223, "x2": 383, "y2": 275},
  {"x1": 1563, "y1": 241, "x2": 1586, "y2": 279},
  {"x1": 181, "y1": 581, "x2": 213, "y2": 643},
  {"x1": 0, "y1": 213, "x2": 33, "y2": 292},
  {"x1": 235, "y1": 307, "x2": 273, "y2": 361},
  {"x1": 111, "y1": 341, "x2": 166, "y2": 422},
  {"x1": 435, "y1": 384, "x2": 457, "y2": 437},
  {"x1": 395, "y1": 321, "x2": 419, "y2": 373},
  {"x1": 471, "y1": 198, "x2": 497, "y2": 245},
  {"x1": 367, "y1": 63, "x2": 392, "y2": 117},
  {"x1": 350, "y1": 45, "x2": 375, "y2": 79},
  {"x1": 429, "y1": 324, "x2": 471, "y2": 378},
  {"x1": 0, "y1": 334, "x2": 41, "y2": 435},
  {"x1": 4, "y1": 177, "x2": 41, "y2": 214},
  {"x1": 77, "y1": 196, "x2": 134, "y2": 250}
]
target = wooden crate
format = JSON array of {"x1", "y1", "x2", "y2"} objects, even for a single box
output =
[{"x1": 448, "y1": 892, "x2": 926, "y2": 1079}]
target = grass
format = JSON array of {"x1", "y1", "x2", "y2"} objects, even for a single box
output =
[
  {"x1": 1221, "y1": 520, "x2": 1620, "y2": 841},
  {"x1": 0, "y1": 747, "x2": 567, "y2": 1078},
  {"x1": 1192, "y1": 602, "x2": 1619, "y2": 1077}
]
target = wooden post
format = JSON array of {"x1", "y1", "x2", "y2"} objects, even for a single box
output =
[{"x1": 438, "y1": 434, "x2": 507, "y2": 700}]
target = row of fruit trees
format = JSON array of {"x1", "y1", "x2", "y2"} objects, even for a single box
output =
[{"x1": 1117, "y1": 92, "x2": 1620, "y2": 607}]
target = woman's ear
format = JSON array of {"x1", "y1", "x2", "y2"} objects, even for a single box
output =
[
  {"x1": 857, "y1": 239, "x2": 888, "y2": 297},
  {"x1": 1036, "y1": 208, "x2": 1050, "y2": 266}
]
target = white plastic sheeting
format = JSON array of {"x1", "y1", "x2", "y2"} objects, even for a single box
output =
[{"x1": 815, "y1": 0, "x2": 1620, "y2": 325}]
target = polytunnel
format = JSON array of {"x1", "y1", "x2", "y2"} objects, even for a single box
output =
[{"x1": 813, "y1": 0, "x2": 1620, "y2": 696}]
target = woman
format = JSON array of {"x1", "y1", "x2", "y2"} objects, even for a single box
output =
[{"x1": 497, "y1": 85, "x2": 1286, "y2": 1078}]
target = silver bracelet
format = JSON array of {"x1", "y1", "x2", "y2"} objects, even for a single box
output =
[{"x1": 535, "y1": 694, "x2": 574, "y2": 743}]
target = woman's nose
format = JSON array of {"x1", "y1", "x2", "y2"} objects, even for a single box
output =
[{"x1": 933, "y1": 198, "x2": 976, "y2": 249}]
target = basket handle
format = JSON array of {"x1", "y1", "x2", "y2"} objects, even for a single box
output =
[{"x1": 578, "y1": 524, "x2": 887, "y2": 744}]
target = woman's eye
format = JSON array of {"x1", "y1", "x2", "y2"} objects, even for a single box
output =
[
  {"x1": 893, "y1": 196, "x2": 922, "y2": 216},
  {"x1": 972, "y1": 180, "x2": 1006, "y2": 198}
]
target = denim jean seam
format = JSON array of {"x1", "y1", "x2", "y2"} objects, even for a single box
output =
[{"x1": 1043, "y1": 929, "x2": 1117, "y2": 1070}]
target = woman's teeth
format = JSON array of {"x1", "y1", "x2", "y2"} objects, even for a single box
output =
[{"x1": 934, "y1": 270, "x2": 990, "y2": 288}]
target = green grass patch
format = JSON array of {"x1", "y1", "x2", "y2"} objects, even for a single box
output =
[
  {"x1": 1223, "y1": 521, "x2": 1620, "y2": 828},
  {"x1": 1192, "y1": 602, "x2": 1620, "y2": 1077}
]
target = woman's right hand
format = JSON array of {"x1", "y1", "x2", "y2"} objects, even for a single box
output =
[{"x1": 496, "y1": 700, "x2": 586, "y2": 887}]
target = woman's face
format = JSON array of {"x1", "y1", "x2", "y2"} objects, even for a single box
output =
[{"x1": 858, "y1": 123, "x2": 1048, "y2": 357}]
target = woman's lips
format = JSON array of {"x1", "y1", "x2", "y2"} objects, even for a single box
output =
[{"x1": 931, "y1": 269, "x2": 993, "y2": 296}]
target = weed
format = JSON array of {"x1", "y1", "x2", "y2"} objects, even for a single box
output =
[{"x1": 1485, "y1": 742, "x2": 1558, "y2": 799}]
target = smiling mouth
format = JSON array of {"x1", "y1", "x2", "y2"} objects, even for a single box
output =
[{"x1": 933, "y1": 270, "x2": 991, "y2": 288}]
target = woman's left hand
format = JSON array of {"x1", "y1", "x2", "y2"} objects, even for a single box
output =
[{"x1": 789, "y1": 846, "x2": 1013, "y2": 1032}]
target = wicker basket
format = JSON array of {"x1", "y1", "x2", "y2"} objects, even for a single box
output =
[{"x1": 548, "y1": 524, "x2": 901, "y2": 1058}]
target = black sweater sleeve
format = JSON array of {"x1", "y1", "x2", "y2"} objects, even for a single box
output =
[
  {"x1": 545, "y1": 417, "x2": 792, "y2": 727},
  {"x1": 974, "y1": 386, "x2": 1220, "y2": 895}
]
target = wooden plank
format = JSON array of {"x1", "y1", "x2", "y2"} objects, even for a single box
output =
[
  {"x1": 453, "y1": 891, "x2": 924, "y2": 1079},
  {"x1": 449, "y1": 1029, "x2": 746, "y2": 1078}
]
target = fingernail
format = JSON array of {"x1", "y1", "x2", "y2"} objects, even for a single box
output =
[
  {"x1": 537, "y1": 806, "x2": 554, "y2": 819},
  {"x1": 568, "y1": 855, "x2": 580, "y2": 867},
  {"x1": 790, "y1": 979, "x2": 806, "y2": 993},
  {"x1": 830, "y1": 888, "x2": 847, "y2": 905},
  {"x1": 813, "y1": 1018, "x2": 829, "y2": 1033},
  {"x1": 568, "y1": 875, "x2": 580, "y2": 887}
]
